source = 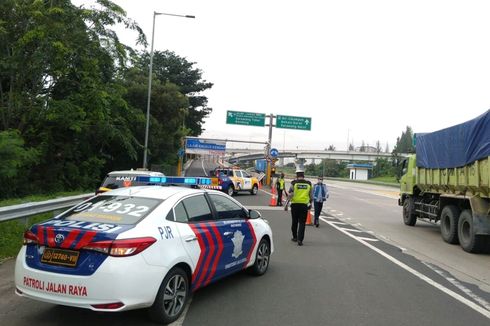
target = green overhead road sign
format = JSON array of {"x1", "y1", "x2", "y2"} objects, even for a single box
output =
[
  {"x1": 276, "y1": 115, "x2": 312, "y2": 130},
  {"x1": 226, "y1": 110, "x2": 266, "y2": 127}
]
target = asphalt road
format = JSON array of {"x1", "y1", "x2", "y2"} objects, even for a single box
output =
[
  {"x1": 184, "y1": 157, "x2": 219, "y2": 177},
  {"x1": 1, "y1": 178, "x2": 490, "y2": 325}
]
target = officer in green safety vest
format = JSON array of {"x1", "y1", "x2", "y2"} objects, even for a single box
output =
[
  {"x1": 287, "y1": 168, "x2": 313, "y2": 246},
  {"x1": 275, "y1": 172, "x2": 286, "y2": 206}
]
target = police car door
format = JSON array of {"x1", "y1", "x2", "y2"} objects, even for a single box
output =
[
  {"x1": 171, "y1": 194, "x2": 219, "y2": 292},
  {"x1": 232, "y1": 170, "x2": 243, "y2": 190},
  {"x1": 240, "y1": 170, "x2": 253, "y2": 190},
  {"x1": 207, "y1": 193, "x2": 256, "y2": 279}
]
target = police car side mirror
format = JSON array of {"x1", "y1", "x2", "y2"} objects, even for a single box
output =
[{"x1": 248, "y1": 209, "x2": 261, "y2": 219}]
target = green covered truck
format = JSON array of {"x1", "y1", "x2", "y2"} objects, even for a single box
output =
[{"x1": 399, "y1": 111, "x2": 490, "y2": 253}]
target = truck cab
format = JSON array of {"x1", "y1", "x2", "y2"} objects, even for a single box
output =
[{"x1": 399, "y1": 154, "x2": 416, "y2": 198}]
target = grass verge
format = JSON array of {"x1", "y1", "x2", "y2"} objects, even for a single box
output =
[
  {"x1": 369, "y1": 176, "x2": 399, "y2": 183},
  {"x1": 0, "y1": 213, "x2": 53, "y2": 262}
]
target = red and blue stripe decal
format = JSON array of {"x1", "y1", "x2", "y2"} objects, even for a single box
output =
[
  {"x1": 25, "y1": 220, "x2": 133, "y2": 276},
  {"x1": 36, "y1": 226, "x2": 97, "y2": 250},
  {"x1": 190, "y1": 220, "x2": 257, "y2": 292}
]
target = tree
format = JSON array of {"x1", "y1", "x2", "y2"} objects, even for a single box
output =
[
  {"x1": 348, "y1": 143, "x2": 355, "y2": 151},
  {"x1": 327, "y1": 144, "x2": 336, "y2": 151},
  {"x1": 393, "y1": 126, "x2": 414, "y2": 154},
  {"x1": 372, "y1": 157, "x2": 394, "y2": 178},
  {"x1": 375, "y1": 140, "x2": 382, "y2": 153},
  {"x1": 136, "y1": 50, "x2": 213, "y2": 136},
  {"x1": 0, "y1": 130, "x2": 39, "y2": 197},
  {"x1": 0, "y1": 0, "x2": 146, "y2": 195},
  {"x1": 360, "y1": 140, "x2": 366, "y2": 152},
  {"x1": 385, "y1": 142, "x2": 390, "y2": 153}
]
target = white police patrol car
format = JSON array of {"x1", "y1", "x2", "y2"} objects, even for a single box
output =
[{"x1": 14, "y1": 177, "x2": 273, "y2": 324}]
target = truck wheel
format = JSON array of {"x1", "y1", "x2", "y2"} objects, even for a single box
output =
[
  {"x1": 227, "y1": 185, "x2": 235, "y2": 196},
  {"x1": 458, "y1": 210, "x2": 486, "y2": 253},
  {"x1": 250, "y1": 184, "x2": 258, "y2": 195},
  {"x1": 402, "y1": 198, "x2": 416, "y2": 226},
  {"x1": 440, "y1": 205, "x2": 460, "y2": 244}
]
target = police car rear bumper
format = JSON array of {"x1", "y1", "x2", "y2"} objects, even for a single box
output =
[{"x1": 14, "y1": 246, "x2": 167, "y2": 311}]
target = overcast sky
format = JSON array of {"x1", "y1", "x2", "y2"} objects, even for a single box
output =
[{"x1": 79, "y1": 0, "x2": 490, "y2": 152}]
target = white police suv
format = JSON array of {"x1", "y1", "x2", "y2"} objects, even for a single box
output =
[{"x1": 15, "y1": 177, "x2": 273, "y2": 324}]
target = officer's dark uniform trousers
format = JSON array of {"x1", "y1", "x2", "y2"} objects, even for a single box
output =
[{"x1": 291, "y1": 203, "x2": 308, "y2": 241}]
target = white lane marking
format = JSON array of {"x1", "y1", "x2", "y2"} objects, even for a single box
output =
[
  {"x1": 321, "y1": 216, "x2": 490, "y2": 319},
  {"x1": 422, "y1": 262, "x2": 490, "y2": 312},
  {"x1": 339, "y1": 228, "x2": 367, "y2": 233},
  {"x1": 201, "y1": 160, "x2": 208, "y2": 176},
  {"x1": 260, "y1": 189, "x2": 274, "y2": 196},
  {"x1": 169, "y1": 297, "x2": 192, "y2": 326},
  {"x1": 328, "y1": 221, "x2": 348, "y2": 225},
  {"x1": 356, "y1": 236, "x2": 379, "y2": 242}
]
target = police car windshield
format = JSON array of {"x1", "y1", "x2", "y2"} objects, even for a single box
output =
[{"x1": 59, "y1": 196, "x2": 162, "y2": 225}]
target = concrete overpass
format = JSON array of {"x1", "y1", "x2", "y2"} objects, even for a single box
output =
[{"x1": 227, "y1": 149, "x2": 398, "y2": 163}]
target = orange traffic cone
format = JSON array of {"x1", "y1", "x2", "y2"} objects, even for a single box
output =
[
  {"x1": 269, "y1": 192, "x2": 277, "y2": 206},
  {"x1": 258, "y1": 181, "x2": 263, "y2": 189},
  {"x1": 306, "y1": 209, "x2": 313, "y2": 225}
]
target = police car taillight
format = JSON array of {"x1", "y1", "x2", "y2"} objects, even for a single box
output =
[
  {"x1": 82, "y1": 237, "x2": 157, "y2": 257},
  {"x1": 91, "y1": 302, "x2": 124, "y2": 310},
  {"x1": 23, "y1": 230, "x2": 39, "y2": 245}
]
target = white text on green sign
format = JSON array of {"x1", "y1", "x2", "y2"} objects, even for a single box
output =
[
  {"x1": 226, "y1": 110, "x2": 266, "y2": 127},
  {"x1": 276, "y1": 115, "x2": 311, "y2": 130}
]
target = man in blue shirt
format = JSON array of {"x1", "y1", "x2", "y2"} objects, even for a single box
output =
[{"x1": 313, "y1": 176, "x2": 329, "y2": 227}]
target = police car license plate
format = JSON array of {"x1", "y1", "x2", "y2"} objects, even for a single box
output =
[{"x1": 41, "y1": 248, "x2": 79, "y2": 267}]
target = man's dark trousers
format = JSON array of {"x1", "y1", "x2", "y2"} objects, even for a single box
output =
[
  {"x1": 291, "y1": 203, "x2": 308, "y2": 241},
  {"x1": 277, "y1": 189, "x2": 283, "y2": 206},
  {"x1": 314, "y1": 201, "x2": 324, "y2": 225}
]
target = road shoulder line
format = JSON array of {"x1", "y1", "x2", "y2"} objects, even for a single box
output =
[{"x1": 321, "y1": 216, "x2": 490, "y2": 320}]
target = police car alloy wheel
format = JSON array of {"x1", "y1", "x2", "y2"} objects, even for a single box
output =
[
  {"x1": 149, "y1": 267, "x2": 189, "y2": 324},
  {"x1": 227, "y1": 186, "x2": 235, "y2": 196},
  {"x1": 249, "y1": 238, "x2": 270, "y2": 276},
  {"x1": 251, "y1": 184, "x2": 258, "y2": 195}
]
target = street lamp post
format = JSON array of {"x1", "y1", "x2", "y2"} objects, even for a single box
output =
[{"x1": 143, "y1": 11, "x2": 195, "y2": 169}]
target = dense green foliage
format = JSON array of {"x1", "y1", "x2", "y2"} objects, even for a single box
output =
[
  {"x1": 305, "y1": 160, "x2": 349, "y2": 178},
  {"x1": 0, "y1": 213, "x2": 52, "y2": 260},
  {"x1": 0, "y1": 0, "x2": 212, "y2": 198}
]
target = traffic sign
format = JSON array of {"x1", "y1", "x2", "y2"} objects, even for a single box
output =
[
  {"x1": 226, "y1": 110, "x2": 266, "y2": 127},
  {"x1": 185, "y1": 138, "x2": 226, "y2": 155},
  {"x1": 270, "y1": 148, "x2": 279, "y2": 158},
  {"x1": 276, "y1": 115, "x2": 311, "y2": 130},
  {"x1": 177, "y1": 148, "x2": 185, "y2": 158}
]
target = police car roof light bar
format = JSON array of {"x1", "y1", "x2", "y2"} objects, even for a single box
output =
[{"x1": 136, "y1": 176, "x2": 212, "y2": 186}]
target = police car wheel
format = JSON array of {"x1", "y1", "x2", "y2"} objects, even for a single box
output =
[
  {"x1": 251, "y1": 184, "x2": 258, "y2": 195},
  {"x1": 149, "y1": 267, "x2": 189, "y2": 324},
  {"x1": 249, "y1": 238, "x2": 270, "y2": 276},
  {"x1": 227, "y1": 186, "x2": 235, "y2": 196}
]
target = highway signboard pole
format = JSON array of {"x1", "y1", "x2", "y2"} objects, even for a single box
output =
[
  {"x1": 265, "y1": 114, "x2": 275, "y2": 186},
  {"x1": 225, "y1": 110, "x2": 311, "y2": 186}
]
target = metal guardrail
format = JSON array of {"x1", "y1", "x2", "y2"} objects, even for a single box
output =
[{"x1": 0, "y1": 194, "x2": 92, "y2": 223}]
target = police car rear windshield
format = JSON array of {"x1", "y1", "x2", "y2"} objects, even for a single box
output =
[
  {"x1": 59, "y1": 196, "x2": 162, "y2": 225},
  {"x1": 101, "y1": 175, "x2": 159, "y2": 190}
]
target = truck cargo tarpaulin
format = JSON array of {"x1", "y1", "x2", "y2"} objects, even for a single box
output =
[
  {"x1": 416, "y1": 110, "x2": 490, "y2": 168},
  {"x1": 185, "y1": 138, "x2": 226, "y2": 156}
]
